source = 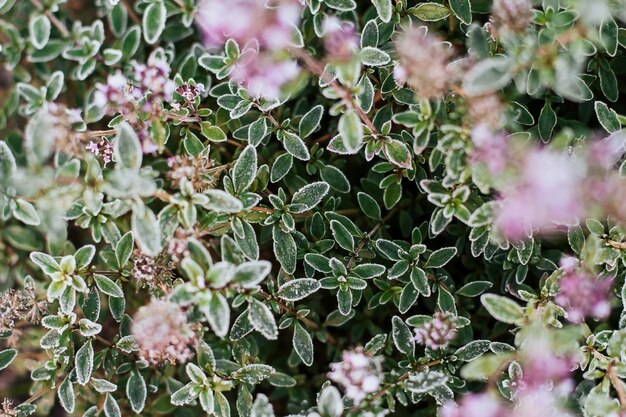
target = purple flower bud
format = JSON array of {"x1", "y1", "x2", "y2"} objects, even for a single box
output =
[{"x1": 322, "y1": 17, "x2": 359, "y2": 62}]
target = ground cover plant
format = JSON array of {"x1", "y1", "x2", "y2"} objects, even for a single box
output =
[{"x1": 3, "y1": 0, "x2": 626, "y2": 416}]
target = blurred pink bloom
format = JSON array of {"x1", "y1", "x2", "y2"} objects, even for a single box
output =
[
  {"x1": 470, "y1": 124, "x2": 509, "y2": 175},
  {"x1": 441, "y1": 393, "x2": 506, "y2": 417},
  {"x1": 323, "y1": 17, "x2": 359, "y2": 62},
  {"x1": 496, "y1": 149, "x2": 584, "y2": 239},
  {"x1": 394, "y1": 27, "x2": 451, "y2": 99},
  {"x1": 554, "y1": 270, "x2": 612, "y2": 323},
  {"x1": 195, "y1": 0, "x2": 301, "y2": 50},
  {"x1": 328, "y1": 348, "x2": 381, "y2": 402},
  {"x1": 131, "y1": 299, "x2": 197, "y2": 366},
  {"x1": 490, "y1": 0, "x2": 534, "y2": 36},
  {"x1": 230, "y1": 49, "x2": 299, "y2": 99}
]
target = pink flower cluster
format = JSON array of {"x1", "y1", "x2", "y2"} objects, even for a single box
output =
[
  {"x1": 413, "y1": 312, "x2": 457, "y2": 351},
  {"x1": 471, "y1": 126, "x2": 626, "y2": 240},
  {"x1": 495, "y1": 149, "x2": 584, "y2": 240},
  {"x1": 195, "y1": 0, "x2": 302, "y2": 99},
  {"x1": 442, "y1": 338, "x2": 576, "y2": 417},
  {"x1": 554, "y1": 258, "x2": 613, "y2": 323},
  {"x1": 94, "y1": 57, "x2": 175, "y2": 120},
  {"x1": 394, "y1": 27, "x2": 452, "y2": 99},
  {"x1": 131, "y1": 299, "x2": 197, "y2": 366},
  {"x1": 195, "y1": 0, "x2": 300, "y2": 50},
  {"x1": 230, "y1": 50, "x2": 300, "y2": 99},
  {"x1": 328, "y1": 348, "x2": 382, "y2": 403},
  {"x1": 489, "y1": 0, "x2": 534, "y2": 37},
  {"x1": 86, "y1": 139, "x2": 113, "y2": 166}
]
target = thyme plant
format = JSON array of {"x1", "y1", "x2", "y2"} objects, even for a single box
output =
[{"x1": 2, "y1": 0, "x2": 626, "y2": 416}]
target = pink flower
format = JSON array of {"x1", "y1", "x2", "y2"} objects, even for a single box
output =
[
  {"x1": 470, "y1": 124, "x2": 509, "y2": 175},
  {"x1": 490, "y1": 0, "x2": 534, "y2": 37},
  {"x1": 413, "y1": 312, "x2": 457, "y2": 351},
  {"x1": 495, "y1": 149, "x2": 584, "y2": 239},
  {"x1": 131, "y1": 299, "x2": 197, "y2": 366},
  {"x1": 133, "y1": 57, "x2": 176, "y2": 103},
  {"x1": 322, "y1": 17, "x2": 359, "y2": 62},
  {"x1": 328, "y1": 348, "x2": 381, "y2": 403},
  {"x1": 441, "y1": 393, "x2": 506, "y2": 417},
  {"x1": 230, "y1": 49, "x2": 300, "y2": 99},
  {"x1": 394, "y1": 27, "x2": 451, "y2": 99},
  {"x1": 554, "y1": 270, "x2": 612, "y2": 323},
  {"x1": 86, "y1": 140, "x2": 113, "y2": 166},
  {"x1": 195, "y1": 0, "x2": 301, "y2": 50}
]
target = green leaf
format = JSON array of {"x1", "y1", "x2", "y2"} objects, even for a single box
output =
[
  {"x1": 232, "y1": 260, "x2": 272, "y2": 288},
  {"x1": 325, "y1": 0, "x2": 357, "y2": 11},
  {"x1": 233, "y1": 145, "x2": 258, "y2": 193},
  {"x1": 317, "y1": 386, "x2": 343, "y2": 417},
  {"x1": 272, "y1": 227, "x2": 297, "y2": 274},
  {"x1": 277, "y1": 278, "x2": 321, "y2": 301},
  {"x1": 595, "y1": 101, "x2": 621, "y2": 133},
  {"x1": 454, "y1": 340, "x2": 491, "y2": 361},
  {"x1": 201, "y1": 123, "x2": 228, "y2": 142},
  {"x1": 292, "y1": 323, "x2": 314, "y2": 366},
  {"x1": 463, "y1": 57, "x2": 513, "y2": 95},
  {"x1": 279, "y1": 130, "x2": 310, "y2": 161},
  {"x1": 200, "y1": 189, "x2": 243, "y2": 213},
  {"x1": 131, "y1": 207, "x2": 162, "y2": 257},
  {"x1": 104, "y1": 394, "x2": 122, "y2": 417},
  {"x1": 330, "y1": 220, "x2": 355, "y2": 252},
  {"x1": 600, "y1": 17, "x2": 618, "y2": 56},
  {"x1": 248, "y1": 299, "x2": 278, "y2": 340},
  {"x1": 383, "y1": 139, "x2": 412, "y2": 169},
  {"x1": 357, "y1": 192, "x2": 381, "y2": 220},
  {"x1": 425, "y1": 247, "x2": 457, "y2": 268},
  {"x1": 142, "y1": 0, "x2": 166, "y2": 44},
  {"x1": 74, "y1": 245, "x2": 96, "y2": 269},
  {"x1": 126, "y1": 370, "x2": 147, "y2": 413},
  {"x1": 360, "y1": 47, "x2": 391, "y2": 67},
  {"x1": 249, "y1": 118, "x2": 268, "y2": 147},
  {"x1": 115, "y1": 123, "x2": 142, "y2": 171},
  {"x1": 291, "y1": 181, "x2": 330, "y2": 213},
  {"x1": 94, "y1": 274, "x2": 124, "y2": 298},
  {"x1": 75, "y1": 340, "x2": 94, "y2": 385},
  {"x1": 480, "y1": 293, "x2": 524, "y2": 324},
  {"x1": 338, "y1": 110, "x2": 363, "y2": 153},
  {"x1": 206, "y1": 293, "x2": 230, "y2": 338},
  {"x1": 58, "y1": 377, "x2": 75, "y2": 413},
  {"x1": 271, "y1": 153, "x2": 293, "y2": 183},
  {"x1": 0, "y1": 349, "x2": 17, "y2": 370},
  {"x1": 406, "y1": 370, "x2": 448, "y2": 394},
  {"x1": 321, "y1": 165, "x2": 351, "y2": 193},
  {"x1": 115, "y1": 232, "x2": 134, "y2": 268},
  {"x1": 408, "y1": 3, "x2": 451, "y2": 21},
  {"x1": 449, "y1": 0, "x2": 472, "y2": 24},
  {"x1": 299, "y1": 105, "x2": 324, "y2": 138},
  {"x1": 29, "y1": 14, "x2": 51, "y2": 49},
  {"x1": 30, "y1": 252, "x2": 59, "y2": 274},
  {"x1": 0, "y1": 142, "x2": 16, "y2": 181},
  {"x1": 391, "y1": 316, "x2": 415, "y2": 357},
  {"x1": 538, "y1": 101, "x2": 557, "y2": 143},
  {"x1": 456, "y1": 281, "x2": 492, "y2": 297},
  {"x1": 13, "y1": 199, "x2": 40, "y2": 226},
  {"x1": 372, "y1": 0, "x2": 393, "y2": 22}
]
